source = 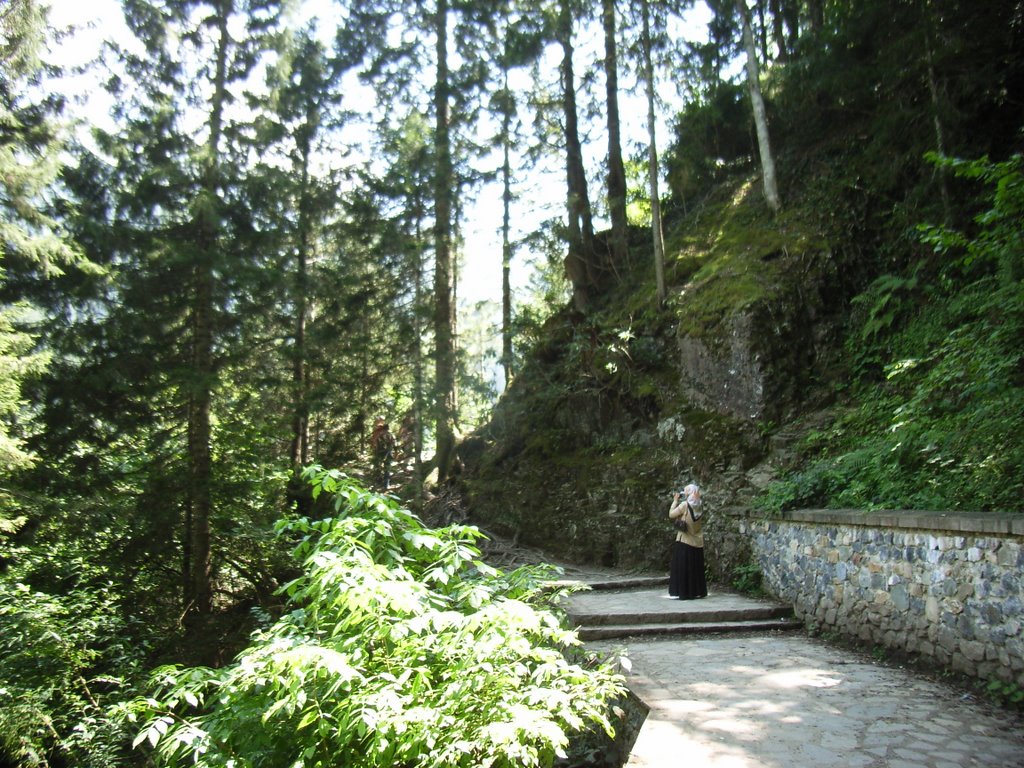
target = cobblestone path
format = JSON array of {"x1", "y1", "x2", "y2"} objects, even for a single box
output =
[{"x1": 575, "y1": 587, "x2": 1024, "y2": 767}]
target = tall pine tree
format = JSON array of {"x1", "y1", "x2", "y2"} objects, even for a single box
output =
[{"x1": 0, "y1": 0, "x2": 82, "y2": 531}]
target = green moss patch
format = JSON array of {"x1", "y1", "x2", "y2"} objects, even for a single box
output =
[{"x1": 666, "y1": 177, "x2": 828, "y2": 340}]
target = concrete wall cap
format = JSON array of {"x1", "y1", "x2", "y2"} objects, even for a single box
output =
[{"x1": 719, "y1": 507, "x2": 1024, "y2": 537}]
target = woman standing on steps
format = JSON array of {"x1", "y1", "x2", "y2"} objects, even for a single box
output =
[{"x1": 668, "y1": 483, "x2": 708, "y2": 600}]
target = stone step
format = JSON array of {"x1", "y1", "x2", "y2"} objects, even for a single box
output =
[
  {"x1": 553, "y1": 575, "x2": 668, "y2": 591},
  {"x1": 570, "y1": 604, "x2": 794, "y2": 627},
  {"x1": 577, "y1": 617, "x2": 805, "y2": 642},
  {"x1": 561, "y1": 584, "x2": 803, "y2": 642}
]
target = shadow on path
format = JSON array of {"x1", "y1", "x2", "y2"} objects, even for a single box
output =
[{"x1": 563, "y1": 579, "x2": 1024, "y2": 768}]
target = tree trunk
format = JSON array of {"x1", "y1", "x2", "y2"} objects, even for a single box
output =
[
  {"x1": 602, "y1": 0, "x2": 629, "y2": 271},
  {"x1": 412, "y1": 189, "x2": 426, "y2": 494},
  {"x1": 500, "y1": 69, "x2": 515, "y2": 387},
  {"x1": 289, "y1": 135, "x2": 312, "y2": 513},
  {"x1": 923, "y1": 1, "x2": 951, "y2": 223},
  {"x1": 807, "y1": 0, "x2": 824, "y2": 36},
  {"x1": 291, "y1": 222, "x2": 309, "y2": 471},
  {"x1": 185, "y1": 0, "x2": 232, "y2": 621},
  {"x1": 641, "y1": 0, "x2": 666, "y2": 306},
  {"x1": 769, "y1": 0, "x2": 787, "y2": 59},
  {"x1": 736, "y1": 0, "x2": 781, "y2": 213},
  {"x1": 756, "y1": 0, "x2": 769, "y2": 62},
  {"x1": 782, "y1": 0, "x2": 800, "y2": 52},
  {"x1": 186, "y1": 265, "x2": 213, "y2": 620},
  {"x1": 559, "y1": 0, "x2": 596, "y2": 312},
  {"x1": 433, "y1": 0, "x2": 457, "y2": 482}
]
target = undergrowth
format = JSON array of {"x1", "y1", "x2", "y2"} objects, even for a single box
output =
[
  {"x1": 762, "y1": 154, "x2": 1024, "y2": 514},
  {"x1": 118, "y1": 469, "x2": 627, "y2": 768}
]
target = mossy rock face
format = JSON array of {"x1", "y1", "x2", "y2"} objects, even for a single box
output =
[
  {"x1": 466, "y1": 440, "x2": 681, "y2": 570},
  {"x1": 464, "y1": 386, "x2": 762, "y2": 572},
  {"x1": 673, "y1": 249, "x2": 839, "y2": 424},
  {"x1": 667, "y1": 180, "x2": 841, "y2": 424},
  {"x1": 462, "y1": 175, "x2": 849, "y2": 572}
]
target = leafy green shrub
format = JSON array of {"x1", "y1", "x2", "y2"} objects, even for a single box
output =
[
  {"x1": 986, "y1": 679, "x2": 1024, "y2": 710},
  {"x1": 762, "y1": 154, "x2": 1024, "y2": 513},
  {"x1": 119, "y1": 469, "x2": 625, "y2": 767},
  {"x1": 664, "y1": 82, "x2": 752, "y2": 207},
  {"x1": 0, "y1": 574, "x2": 145, "y2": 767},
  {"x1": 730, "y1": 563, "x2": 764, "y2": 597}
]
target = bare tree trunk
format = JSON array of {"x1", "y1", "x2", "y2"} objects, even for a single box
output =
[
  {"x1": 756, "y1": 0, "x2": 769, "y2": 62},
  {"x1": 769, "y1": 0, "x2": 787, "y2": 59},
  {"x1": 451, "y1": 204, "x2": 462, "y2": 428},
  {"x1": 602, "y1": 0, "x2": 629, "y2": 270},
  {"x1": 290, "y1": 257, "x2": 308, "y2": 472},
  {"x1": 412, "y1": 192, "x2": 425, "y2": 493},
  {"x1": 923, "y1": 0, "x2": 951, "y2": 223},
  {"x1": 186, "y1": 264, "x2": 213, "y2": 619},
  {"x1": 782, "y1": 0, "x2": 799, "y2": 52},
  {"x1": 641, "y1": 0, "x2": 666, "y2": 305},
  {"x1": 290, "y1": 142, "x2": 312, "y2": 475},
  {"x1": 500, "y1": 68, "x2": 515, "y2": 387},
  {"x1": 559, "y1": 0, "x2": 596, "y2": 311},
  {"x1": 807, "y1": 0, "x2": 824, "y2": 36},
  {"x1": 287, "y1": 134, "x2": 312, "y2": 515},
  {"x1": 186, "y1": 0, "x2": 233, "y2": 622},
  {"x1": 736, "y1": 0, "x2": 781, "y2": 213},
  {"x1": 433, "y1": 0, "x2": 457, "y2": 482}
]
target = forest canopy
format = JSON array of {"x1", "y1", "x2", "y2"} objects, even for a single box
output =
[{"x1": 1, "y1": 0, "x2": 1021, "y2": 765}]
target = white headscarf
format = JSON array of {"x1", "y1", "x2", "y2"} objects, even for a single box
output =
[{"x1": 683, "y1": 483, "x2": 702, "y2": 519}]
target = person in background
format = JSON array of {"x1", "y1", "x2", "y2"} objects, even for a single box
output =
[
  {"x1": 369, "y1": 416, "x2": 395, "y2": 490},
  {"x1": 668, "y1": 483, "x2": 708, "y2": 600},
  {"x1": 397, "y1": 409, "x2": 416, "y2": 460}
]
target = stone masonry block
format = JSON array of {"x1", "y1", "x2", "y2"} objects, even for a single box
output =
[
  {"x1": 960, "y1": 640, "x2": 986, "y2": 662},
  {"x1": 996, "y1": 542, "x2": 1020, "y2": 567},
  {"x1": 951, "y1": 652, "x2": 975, "y2": 676},
  {"x1": 733, "y1": 512, "x2": 1023, "y2": 694}
]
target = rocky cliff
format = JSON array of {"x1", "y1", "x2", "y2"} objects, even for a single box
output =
[{"x1": 459, "y1": 176, "x2": 854, "y2": 582}]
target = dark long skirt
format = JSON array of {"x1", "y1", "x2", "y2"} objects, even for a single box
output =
[{"x1": 668, "y1": 541, "x2": 708, "y2": 599}]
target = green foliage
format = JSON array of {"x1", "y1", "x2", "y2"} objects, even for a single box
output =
[
  {"x1": 0, "y1": 15, "x2": 147, "y2": 761},
  {"x1": 664, "y1": 82, "x2": 752, "y2": 207},
  {"x1": 919, "y1": 153, "x2": 1024, "y2": 284},
  {"x1": 985, "y1": 680, "x2": 1024, "y2": 710},
  {"x1": 853, "y1": 273, "x2": 920, "y2": 343},
  {"x1": 763, "y1": 154, "x2": 1024, "y2": 513},
  {"x1": 0, "y1": 0, "x2": 83, "y2": 529},
  {"x1": 0, "y1": 303, "x2": 47, "y2": 477},
  {"x1": 0, "y1": 0, "x2": 80, "y2": 275},
  {"x1": 730, "y1": 562, "x2": 763, "y2": 597},
  {"x1": 0, "y1": 573, "x2": 146, "y2": 767},
  {"x1": 118, "y1": 470, "x2": 625, "y2": 768}
]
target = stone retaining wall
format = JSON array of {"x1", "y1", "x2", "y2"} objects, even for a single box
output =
[{"x1": 726, "y1": 508, "x2": 1024, "y2": 688}]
